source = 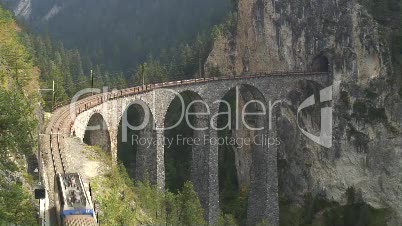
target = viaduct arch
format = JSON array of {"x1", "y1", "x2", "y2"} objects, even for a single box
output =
[
  {"x1": 72, "y1": 73, "x2": 330, "y2": 225},
  {"x1": 117, "y1": 99, "x2": 157, "y2": 182}
]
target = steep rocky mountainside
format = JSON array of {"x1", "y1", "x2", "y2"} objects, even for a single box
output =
[{"x1": 207, "y1": 0, "x2": 402, "y2": 223}]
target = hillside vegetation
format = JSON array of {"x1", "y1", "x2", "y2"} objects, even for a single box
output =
[
  {"x1": 87, "y1": 146, "x2": 207, "y2": 226},
  {"x1": 0, "y1": 6, "x2": 38, "y2": 225},
  {"x1": 20, "y1": 0, "x2": 231, "y2": 72},
  {"x1": 0, "y1": 0, "x2": 236, "y2": 111}
]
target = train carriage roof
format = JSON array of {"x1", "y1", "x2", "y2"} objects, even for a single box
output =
[
  {"x1": 57, "y1": 173, "x2": 92, "y2": 210},
  {"x1": 64, "y1": 215, "x2": 98, "y2": 226}
]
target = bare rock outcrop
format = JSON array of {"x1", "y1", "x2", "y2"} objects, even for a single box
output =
[{"x1": 206, "y1": 0, "x2": 402, "y2": 222}]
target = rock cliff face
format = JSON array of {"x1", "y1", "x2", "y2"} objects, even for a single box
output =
[
  {"x1": 12, "y1": 0, "x2": 32, "y2": 19},
  {"x1": 0, "y1": 0, "x2": 64, "y2": 21},
  {"x1": 206, "y1": 0, "x2": 402, "y2": 222}
]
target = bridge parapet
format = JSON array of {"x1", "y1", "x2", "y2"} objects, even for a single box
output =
[{"x1": 71, "y1": 71, "x2": 330, "y2": 226}]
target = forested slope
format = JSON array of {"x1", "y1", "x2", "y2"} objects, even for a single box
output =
[
  {"x1": 0, "y1": 6, "x2": 39, "y2": 225},
  {"x1": 0, "y1": 0, "x2": 237, "y2": 111},
  {"x1": 2, "y1": 0, "x2": 232, "y2": 72},
  {"x1": 0, "y1": 5, "x2": 215, "y2": 225}
]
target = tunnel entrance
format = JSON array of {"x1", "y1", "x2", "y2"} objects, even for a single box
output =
[
  {"x1": 311, "y1": 55, "x2": 330, "y2": 72},
  {"x1": 83, "y1": 113, "x2": 111, "y2": 152},
  {"x1": 117, "y1": 102, "x2": 156, "y2": 182},
  {"x1": 217, "y1": 84, "x2": 266, "y2": 225}
]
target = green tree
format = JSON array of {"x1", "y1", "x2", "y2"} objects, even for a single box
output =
[
  {"x1": 134, "y1": 59, "x2": 169, "y2": 85},
  {"x1": 178, "y1": 182, "x2": 207, "y2": 226},
  {"x1": 0, "y1": 90, "x2": 36, "y2": 157},
  {"x1": 0, "y1": 179, "x2": 38, "y2": 225},
  {"x1": 0, "y1": 84, "x2": 37, "y2": 226}
]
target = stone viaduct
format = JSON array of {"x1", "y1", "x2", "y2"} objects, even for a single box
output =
[{"x1": 72, "y1": 72, "x2": 330, "y2": 225}]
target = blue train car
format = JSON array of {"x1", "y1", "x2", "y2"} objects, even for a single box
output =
[{"x1": 54, "y1": 173, "x2": 98, "y2": 226}]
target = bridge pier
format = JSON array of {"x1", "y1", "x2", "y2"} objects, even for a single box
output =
[
  {"x1": 136, "y1": 125, "x2": 157, "y2": 183},
  {"x1": 246, "y1": 116, "x2": 279, "y2": 226},
  {"x1": 155, "y1": 129, "x2": 166, "y2": 189},
  {"x1": 207, "y1": 124, "x2": 220, "y2": 225},
  {"x1": 191, "y1": 111, "x2": 219, "y2": 225},
  {"x1": 109, "y1": 127, "x2": 118, "y2": 161}
]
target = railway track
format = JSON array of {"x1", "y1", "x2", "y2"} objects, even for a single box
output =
[
  {"x1": 47, "y1": 95, "x2": 100, "y2": 175},
  {"x1": 49, "y1": 132, "x2": 65, "y2": 175},
  {"x1": 44, "y1": 94, "x2": 102, "y2": 225}
]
